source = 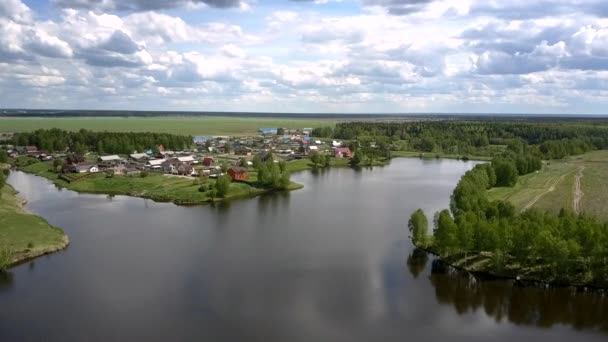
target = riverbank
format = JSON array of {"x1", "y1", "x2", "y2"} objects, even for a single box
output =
[
  {"x1": 391, "y1": 150, "x2": 493, "y2": 161},
  {"x1": 18, "y1": 161, "x2": 306, "y2": 205},
  {"x1": 413, "y1": 242, "x2": 608, "y2": 290},
  {"x1": 0, "y1": 182, "x2": 69, "y2": 269}
]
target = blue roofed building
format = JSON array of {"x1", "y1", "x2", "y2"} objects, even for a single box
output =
[{"x1": 258, "y1": 128, "x2": 278, "y2": 135}]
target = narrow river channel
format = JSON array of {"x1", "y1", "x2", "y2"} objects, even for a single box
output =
[{"x1": 1, "y1": 158, "x2": 606, "y2": 341}]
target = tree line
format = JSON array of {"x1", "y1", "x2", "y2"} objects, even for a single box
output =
[
  {"x1": 314, "y1": 121, "x2": 608, "y2": 159},
  {"x1": 409, "y1": 143, "x2": 608, "y2": 286},
  {"x1": 12, "y1": 129, "x2": 193, "y2": 155}
]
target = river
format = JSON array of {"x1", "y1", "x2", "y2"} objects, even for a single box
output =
[{"x1": 1, "y1": 158, "x2": 606, "y2": 341}]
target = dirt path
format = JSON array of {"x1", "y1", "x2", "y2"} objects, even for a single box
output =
[
  {"x1": 573, "y1": 166, "x2": 585, "y2": 215},
  {"x1": 522, "y1": 174, "x2": 566, "y2": 212}
]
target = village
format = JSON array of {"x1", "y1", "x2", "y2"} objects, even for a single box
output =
[{"x1": 2, "y1": 127, "x2": 354, "y2": 182}]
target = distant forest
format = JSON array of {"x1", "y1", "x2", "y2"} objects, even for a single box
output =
[
  {"x1": 11, "y1": 129, "x2": 192, "y2": 154},
  {"x1": 314, "y1": 121, "x2": 608, "y2": 159}
]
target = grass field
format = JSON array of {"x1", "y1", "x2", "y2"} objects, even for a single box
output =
[
  {"x1": 0, "y1": 181, "x2": 68, "y2": 268},
  {"x1": 0, "y1": 116, "x2": 336, "y2": 136},
  {"x1": 487, "y1": 150, "x2": 608, "y2": 220}
]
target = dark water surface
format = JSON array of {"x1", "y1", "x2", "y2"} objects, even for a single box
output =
[{"x1": 2, "y1": 159, "x2": 607, "y2": 341}]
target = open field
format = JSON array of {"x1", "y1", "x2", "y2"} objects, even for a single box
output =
[
  {"x1": 0, "y1": 116, "x2": 336, "y2": 136},
  {"x1": 0, "y1": 180, "x2": 68, "y2": 268},
  {"x1": 487, "y1": 150, "x2": 608, "y2": 220}
]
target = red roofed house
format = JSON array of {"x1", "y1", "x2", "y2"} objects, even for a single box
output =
[
  {"x1": 334, "y1": 147, "x2": 353, "y2": 158},
  {"x1": 202, "y1": 157, "x2": 215, "y2": 166},
  {"x1": 227, "y1": 166, "x2": 249, "y2": 181}
]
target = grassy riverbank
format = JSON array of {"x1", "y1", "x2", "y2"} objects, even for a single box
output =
[
  {"x1": 414, "y1": 242, "x2": 608, "y2": 289},
  {"x1": 487, "y1": 150, "x2": 608, "y2": 220},
  {"x1": 0, "y1": 116, "x2": 336, "y2": 136},
  {"x1": 0, "y1": 181, "x2": 68, "y2": 269},
  {"x1": 19, "y1": 160, "x2": 306, "y2": 205}
]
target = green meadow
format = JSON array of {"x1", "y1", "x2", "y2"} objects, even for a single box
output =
[{"x1": 0, "y1": 116, "x2": 336, "y2": 136}]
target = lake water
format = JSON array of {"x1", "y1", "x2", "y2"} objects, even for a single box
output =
[{"x1": 2, "y1": 158, "x2": 607, "y2": 341}]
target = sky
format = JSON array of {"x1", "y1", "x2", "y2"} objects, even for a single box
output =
[{"x1": 1, "y1": 0, "x2": 608, "y2": 114}]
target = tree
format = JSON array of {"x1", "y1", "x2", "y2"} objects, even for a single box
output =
[
  {"x1": 277, "y1": 128, "x2": 285, "y2": 135},
  {"x1": 215, "y1": 174, "x2": 231, "y2": 198},
  {"x1": 0, "y1": 150, "x2": 8, "y2": 163},
  {"x1": 53, "y1": 159, "x2": 64, "y2": 173},
  {"x1": 310, "y1": 151, "x2": 321, "y2": 165},
  {"x1": 409, "y1": 209, "x2": 430, "y2": 247},
  {"x1": 350, "y1": 151, "x2": 362, "y2": 166},
  {"x1": 239, "y1": 158, "x2": 248, "y2": 168},
  {"x1": 323, "y1": 155, "x2": 331, "y2": 167},
  {"x1": 252, "y1": 155, "x2": 262, "y2": 170},
  {"x1": 434, "y1": 210, "x2": 459, "y2": 256},
  {"x1": 493, "y1": 160, "x2": 519, "y2": 187},
  {"x1": 224, "y1": 143, "x2": 232, "y2": 154}
]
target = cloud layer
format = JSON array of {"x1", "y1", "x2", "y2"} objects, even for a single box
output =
[{"x1": 1, "y1": 0, "x2": 608, "y2": 113}]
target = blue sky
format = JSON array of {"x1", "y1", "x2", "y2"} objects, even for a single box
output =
[{"x1": 1, "y1": 0, "x2": 608, "y2": 114}]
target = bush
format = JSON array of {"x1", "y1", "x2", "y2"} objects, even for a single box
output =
[
  {"x1": 0, "y1": 248, "x2": 12, "y2": 272},
  {"x1": 140, "y1": 171, "x2": 149, "y2": 178}
]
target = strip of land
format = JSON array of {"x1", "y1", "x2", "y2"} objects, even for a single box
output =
[
  {"x1": 0, "y1": 173, "x2": 69, "y2": 269},
  {"x1": 0, "y1": 116, "x2": 336, "y2": 136}
]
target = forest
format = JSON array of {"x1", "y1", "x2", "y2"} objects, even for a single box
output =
[
  {"x1": 316, "y1": 121, "x2": 608, "y2": 159},
  {"x1": 409, "y1": 140, "x2": 608, "y2": 286},
  {"x1": 11, "y1": 129, "x2": 193, "y2": 155}
]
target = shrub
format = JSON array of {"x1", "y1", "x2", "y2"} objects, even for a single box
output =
[{"x1": 140, "y1": 171, "x2": 149, "y2": 178}]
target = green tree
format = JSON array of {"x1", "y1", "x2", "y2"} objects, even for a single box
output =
[
  {"x1": 239, "y1": 158, "x2": 248, "y2": 168},
  {"x1": 252, "y1": 155, "x2": 262, "y2": 170},
  {"x1": 215, "y1": 175, "x2": 232, "y2": 198},
  {"x1": 0, "y1": 150, "x2": 8, "y2": 163},
  {"x1": 277, "y1": 128, "x2": 285, "y2": 135},
  {"x1": 434, "y1": 210, "x2": 459, "y2": 256},
  {"x1": 310, "y1": 151, "x2": 321, "y2": 165},
  {"x1": 409, "y1": 209, "x2": 430, "y2": 247}
]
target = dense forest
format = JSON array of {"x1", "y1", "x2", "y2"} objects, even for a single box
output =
[
  {"x1": 315, "y1": 121, "x2": 608, "y2": 159},
  {"x1": 11, "y1": 129, "x2": 193, "y2": 155},
  {"x1": 409, "y1": 141, "x2": 608, "y2": 286}
]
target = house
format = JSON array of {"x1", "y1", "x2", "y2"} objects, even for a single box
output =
[
  {"x1": 193, "y1": 136, "x2": 213, "y2": 145},
  {"x1": 67, "y1": 163, "x2": 99, "y2": 173},
  {"x1": 235, "y1": 146, "x2": 252, "y2": 156},
  {"x1": 130, "y1": 153, "x2": 148, "y2": 161},
  {"x1": 334, "y1": 147, "x2": 353, "y2": 158},
  {"x1": 202, "y1": 157, "x2": 215, "y2": 166},
  {"x1": 161, "y1": 158, "x2": 194, "y2": 175},
  {"x1": 332, "y1": 140, "x2": 343, "y2": 147},
  {"x1": 147, "y1": 158, "x2": 165, "y2": 170},
  {"x1": 177, "y1": 155, "x2": 196, "y2": 164},
  {"x1": 124, "y1": 167, "x2": 141, "y2": 176},
  {"x1": 227, "y1": 166, "x2": 249, "y2": 181},
  {"x1": 256, "y1": 151, "x2": 272, "y2": 162},
  {"x1": 26, "y1": 146, "x2": 38, "y2": 155},
  {"x1": 98, "y1": 155, "x2": 122, "y2": 163},
  {"x1": 258, "y1": 128, "x2": 278, "y2": 135}
]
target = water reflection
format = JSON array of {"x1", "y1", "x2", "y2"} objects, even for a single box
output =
[
  {"x1": 406, "y1": 248, "x2": 428, "y2": 279},
  {"x1": 0, "y1": 272, "x2": 14, "y2": 292},
  {"x1": 425, "y1": 255, "x2": 608, "y2": 332}
]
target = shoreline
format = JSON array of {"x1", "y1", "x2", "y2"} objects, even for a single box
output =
[
  {"x1": 413, "y1": 241, "x2": 608, "y2": 292},
  {"x1": 8, "y1": 235, "x2": 70, "y2": 268}
]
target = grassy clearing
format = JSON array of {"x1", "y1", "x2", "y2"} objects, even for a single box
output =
[
  {"x1": 0, "y1": 183, "x2": 68, "y2": 268},
  {"x1": 487, "y1": 150, "x2": 608, "y2": 220},
  {"x1": 0, "y1": 116, "x2": 336, "y2": 136}
]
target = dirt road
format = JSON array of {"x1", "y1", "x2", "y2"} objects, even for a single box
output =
[{"x1": 573, "y1": 166, "x2": 585, "y2": 214}]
